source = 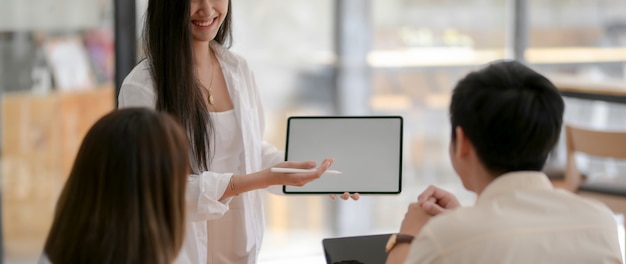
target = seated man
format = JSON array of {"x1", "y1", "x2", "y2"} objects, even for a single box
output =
[{"x1": 386, "y1": 60, "x2": 623, "y2": 264}]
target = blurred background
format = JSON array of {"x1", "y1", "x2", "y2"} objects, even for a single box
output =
[{"x1": 1, "y1": 0, "x2": 626, "y2": 263}]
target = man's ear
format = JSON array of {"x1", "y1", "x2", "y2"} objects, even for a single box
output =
[{"x1": 454, "y1": 126, "x2": 472, "y2": 158}]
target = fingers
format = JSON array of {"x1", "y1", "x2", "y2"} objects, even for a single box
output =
[
  {"x1": 279, "y1": 159, "x2": 359, "y2": 200},
  {"x1": 316, "y1": 158, "x2": 334, "y2": 173},
  {"x1": 329, "y1": 192, "x2": 359, "y2": 201},
  {"x1": 278, "y1": 158, "x2": 334, "y2": 187},
  {"x1": 278, "y1": 170, "x2": 320, "y2": 187},
  {"x1": 299, "y1": 158, "x2": 333, "y2": 185},
  {"x1": 417, "y1": 185, "x2": 445, "y2": 202},
  {"x1": 279, "y1": 160, "x2": 317, "y2": 169},
  {"x1": 275, "y1": 158, "x2": 333, "y2": 175},
  {"x1": 341, "y1": 192, "x2": 361, "y2": 200},
  {"x1": 419, "y1": 200, "x2": 445, "y2": 216},
  {"x1": 417, "y1": 185, "x2": 461, "y2": 210}
]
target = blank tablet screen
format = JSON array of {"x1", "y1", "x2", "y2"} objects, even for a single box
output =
[{"x1": 282, "y1": 116, "x2": 403, "y2": 194}]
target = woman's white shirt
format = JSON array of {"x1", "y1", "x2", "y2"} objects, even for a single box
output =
[
  {"x1": 118, "y1": 41, "x2": 283, "y2": 264},
  {"x1": 37, "y1": 254, "x2": 51, "y2": 264}
]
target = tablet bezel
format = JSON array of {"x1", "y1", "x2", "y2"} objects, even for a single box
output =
[{"x1": 281, "y1": 116, "x2": 403, "y2": 194}]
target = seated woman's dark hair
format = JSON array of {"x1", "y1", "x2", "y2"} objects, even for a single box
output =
[{"x1": 44, "y1": 107, "x2": 189, "y2": 263}]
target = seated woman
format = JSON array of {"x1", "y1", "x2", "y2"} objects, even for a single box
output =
[{"x1": 41, "y1": 108, "x2": 189, "y2": 263}]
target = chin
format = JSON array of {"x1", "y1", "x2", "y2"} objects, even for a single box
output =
[
  {"x1": 192, "y1": 35, "x2": 217, "y2": 43},
  {"x1": 191, "y1": 29, "x2": 218, "y2": 42}
]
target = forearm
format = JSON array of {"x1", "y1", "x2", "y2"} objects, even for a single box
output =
[
  {"x1": 219, "y1": 171, "x2": 274, "y2": 199},
  {"x1": 386, "y1": 243, "x2": 411, "y2": 264},
  {"x1": 218, "y1": 159, "x2": 331, "y2": 199}
]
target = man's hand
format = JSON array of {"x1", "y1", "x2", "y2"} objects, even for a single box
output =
[
  {"x1": 399, "y1": 201, "x2": 433, "y2": 236},
  {"x1": 417, "y1": 185, "x2": 461, "y2": 216}
]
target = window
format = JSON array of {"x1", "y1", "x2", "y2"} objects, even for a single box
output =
[{"x1": 1, "y1": 0, "x2": 115, "y2": 262}]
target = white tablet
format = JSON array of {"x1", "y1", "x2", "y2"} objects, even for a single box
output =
[{"x1": 282, "y1": 116, "x2": 403, "y2": 194}]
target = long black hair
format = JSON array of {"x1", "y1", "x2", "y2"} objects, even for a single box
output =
[{"x1": 144, "y1": 0, "x2": 233, "y2": 171}]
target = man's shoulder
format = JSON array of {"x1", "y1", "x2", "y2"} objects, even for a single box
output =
[
  {"x1": 548, "y1": 189, "x2": 618, "y2": 223},
  {"x1": 413, "y1": 190, "x2": 622, "y2": 263},
  {"x1": 423, "y1": 188, "x2": 616, "y2": 235}
]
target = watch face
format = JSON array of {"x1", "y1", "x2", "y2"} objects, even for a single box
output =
[{"x1": 385, "y1": 234, "x2": 397, "y2": 253}]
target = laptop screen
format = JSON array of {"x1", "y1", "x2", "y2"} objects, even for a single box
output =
[{"x1": 322, "y1": 233, "x2": 392, "y2": 264}]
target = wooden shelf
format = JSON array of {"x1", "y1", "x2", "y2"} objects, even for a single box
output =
[
  {"x1": 550, "y1": 75, "x2": 626, "y2": 104},
  {"x1": 1, "y1": 85, "x2": 115, "y2": 256}
]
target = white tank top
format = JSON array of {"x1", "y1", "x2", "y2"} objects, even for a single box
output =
[
  {"x1": 209, "y1": 109, "x2": 244, "y2": 174},
  {"x1": 207, "y1": 109, "x2": 251, "y2": 263}
]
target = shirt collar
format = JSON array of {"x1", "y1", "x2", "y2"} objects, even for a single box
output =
[
  {"x1": 476, "y1": 171, "x2": 553, "y2": 205},
  {"x1": 210, "y1": 41, "x2": 236, "y2": 66}
]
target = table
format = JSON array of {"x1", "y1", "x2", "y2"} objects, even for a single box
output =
[{"x1": 551, "y1": 75, "x2": 626, "y2": 104}]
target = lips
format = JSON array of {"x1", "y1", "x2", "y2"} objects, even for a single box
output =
[{"x1": 192, "y1": 17, "x2": 216, "y2": 28}]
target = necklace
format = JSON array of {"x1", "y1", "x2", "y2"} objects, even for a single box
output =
[{"x1": 206, "y1": 53, "x2": 216, "y2": 105}]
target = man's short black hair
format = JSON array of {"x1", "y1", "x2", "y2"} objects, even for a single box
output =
[{"x1": 449, "y1": 60, "x2": 564, "y2": 175}]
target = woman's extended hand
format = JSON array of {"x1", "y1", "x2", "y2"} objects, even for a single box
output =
[
  {"x1": 222, "y1": 158, "x2": 336, "y2": 200},
  {"x1": 269, "y1": 158, "x2": 334, "y2": 187},
  {"x1": 269, "y1": 159, "x2": 359, "y2": 200}
]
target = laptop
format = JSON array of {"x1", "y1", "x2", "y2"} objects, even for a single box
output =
[
  {"x1": 282, "y1": 116, "x2": 403, "y2": 194},
  {"x1": 322, "y1": 233, "x2": 392, "y2": 264}
]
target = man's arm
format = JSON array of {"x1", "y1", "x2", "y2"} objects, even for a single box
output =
[
  {"x1": 385, "y1": 202, "x2": 431, "y2": 264},
  {"x1": 386, "y1": 242, "x2": 413, "y2": 264},
  {"x1": 386, "y1": 186, "x2": 461, "y2": 264}
]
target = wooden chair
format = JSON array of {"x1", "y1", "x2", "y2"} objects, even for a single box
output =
[
  {"x1": 563, "y1": 124, "x2": 626, "y2": 216},
  {"x1": 563, "y1": 124, "x2": 626, "y2": 259}
]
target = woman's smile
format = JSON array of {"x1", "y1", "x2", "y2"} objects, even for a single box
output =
[{"x1": 192, "y1": 17, "x2": 217, "y2": 29}]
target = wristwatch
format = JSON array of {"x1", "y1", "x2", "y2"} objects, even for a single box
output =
[{"x1": 385, "y1": 233, "x2": 414, "y2": 253}]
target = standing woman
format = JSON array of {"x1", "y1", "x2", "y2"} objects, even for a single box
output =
[{"x1": 119, "y1": 0, "x2": 355, "y2": 263}]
